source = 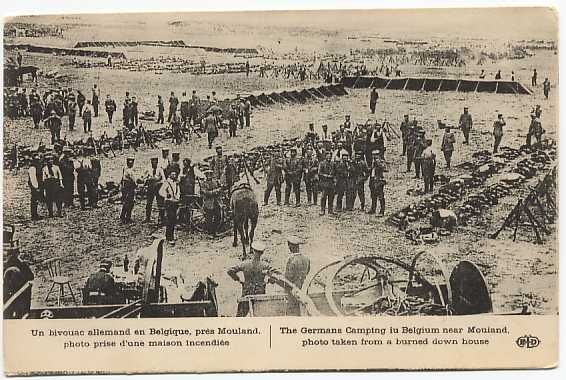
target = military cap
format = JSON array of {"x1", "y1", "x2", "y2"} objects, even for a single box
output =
[
  {"x1": 372, "y1": 149, "x2": 381, "y2": 155},
  {"x1": 309, "y1": 122, "x2": 314, "y2": 127},
  {"x1": 287, "y1": 235, "x2": 301, "y2": 246},
  {"x1": 290, "y1": 147, "x2": 297, "y2": 151},
  {"x1": 50, "y1": 110, "x2": 56, "y2": 115},
  {"x1": 127, "y1": 156, "x2": 135, "y2": 161},
  {"x1": 162, "y1": 148, "x2": 170, "y2": 152},
  {"x1": 322, "y1": 124, "x2": 328, "y2": 128},
  {"x1": 44, "y1": 153, "x2": 54, "y2": 159},
  {"x1": 150, "y1": 157, "x2": 159, "y2": 161},
  {"x1": 251, "y1": 240, "x2": 266, "y2": 252},
  {"x1": 355, "y1": 151, "x2": 363, "y2": 156},
  {"x1": 426, "y1": 139, "x2": 433, "y2": 144},
  {"x1": 345, "y1": 114, "x2": 350, "y2": 118},
  {"x1": 203, "y1": 169, "x2": 213, "y2": 175},
  {"x1": 216, "y1": 146, "x2": 223, "y2": 151},
  {"x1": 172, "y1": 152, "x2": 180, "y2": 157},
  {"x1": 168, "y1": 169, "x2": 179, "y2": 175}
]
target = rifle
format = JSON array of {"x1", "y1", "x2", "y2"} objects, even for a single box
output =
[
  {"x1": 90, "y1": 132, "x2": 99, "y2": 155},
  {"x1": 242, "y1": 155, "x2": 260, "y2": 185}
]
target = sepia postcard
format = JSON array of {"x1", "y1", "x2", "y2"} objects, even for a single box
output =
[{"x1": 1, "y1": 6, "x2": 559, "y2": 375}]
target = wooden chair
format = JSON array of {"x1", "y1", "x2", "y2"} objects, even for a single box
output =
[{"x1": 44, "y1": 257, "x2": 77, "y2": 306}]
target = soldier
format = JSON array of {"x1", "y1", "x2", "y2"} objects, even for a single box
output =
[
  {"x1": 528, "y1": 114, "x2": 544, "y2": 147},
  {"x1": 75, "y1": 151, "x2": 94, "y2": 210},
  {"x1": 59, "y1": 147, "x2": 75, "y2": 208},
  {"x1": 320, "y1": 124, "x2": 330, "y2": 141},
  {"x1": 369, "y1": 88, "x2": 379, "y2": 114},
  {"x1": 332, "y1": 141, "x2": 349, "y2": 162},
  {"x1": 77, "y1": 90, "x2": 86, "y2": 115},
  {"x1": 399, "y1": 114, "x2": 410, "y2": 156},
  {"x1": 343, "y1": 114, "x2": 352, "y2": 129},
  {"x1": 413, "y1": 130, "x2": 426, "y2": 179},
  {"x1": 211, "y1": 146, "x2": 228, "y2": 185},
  {"x1": 335, "y1": 124, "x2": 353, "y2": 156},
  {"x1": 238, "y1": 98, "x2": 246, "y2": 129},
  {"x1": 200, "y1": 170, "x2": 222, "y2": 235},
  {"x1": 171, "y1": 112, "x2": 183, "y2": 145},
  {"x1": 159, "y1": 169, "x2": 181, "y2": 244},
  {"x1": 318, "y1": 152, "x2": 335, "y2": 215},
  {"x1": 264, "y1": 149, "x2": 284, "y2": 206},
  {"x1": 82, "y1": 100, "x2": 94, "y2": 133},
  {"x1": 42, "y1": 154, "x2": 63, "y2": 218},
  {"x1": 131, "y1": 96, "x2": 139, "y2": 127},
  {"x1": 458, "y1": 107, "x2": 473, "y2": 145},
  {"x1": 227, "y1": 241, "x2": 275, "y2": 317},
  {"x1": 156, "y1": 95, "x2": 165, "y2": 124},
  {"x1": 205, "y1": 112, "x2": 218, "y2": 149},
  {"x1": 441, "y1": 127, "x2": 456, "y2": 169},
  {"x1": 304, "y1": 123, "x2": 319, "y2": 147},
  {"x1": 369, "y1": 123, "x2": 387, "y2": 160},
  {"x1": 352, "y1": 151, "x2": 369, "y2": 210},
  {"x1": 67, "y1": 95, "x2": 77, "y2": 131},
  {"x1": 284, "y1": 147, "x2": 303, "y2": 206},
  {"x1": 158, "y1": 148, "x2": 170, "y2": 174},
  {"x1": 83, "y1": 260, "x2": 117, "y2": 305},
  {"x1": 421, "y1": 139, "x2": 437, "y2": 193},
  {"x1": 4, "y1": 240, "x2": 35, "y2": 304},
  {"x1": 302, "y1": 148, "x2": 319, "y2": 205},
  {"x1": 122, "y1": 97, "x2": 131, "y2": 128},
  {"x1": 285, "y1": 236, "x2": 310, "y2": 316},
  {"x1": 353, "y1": 123, "x2": 368, "y2": 163},
  {"x1": 104, "y1": 94, "x2": 116, "y2": 124},
  {"x1": 188, "y1": 90, "x2": 199, "y2": 127},
  {"x1": 28, "y1": 153, "x2": 43, "y2": 220},
  {"x1": 167, "y1": 91, "x2": 179, "y2": 123},
  {"x1": 228, "y1": 104, "x2": 238, "y2": 138},
  {"x1": 167, "y1": 152, "x2": 182, "y2": 179},
  {"x1": 543, "y1": 78, "x2": 551, "y2": 99},
  {"x1": 30, "y1": 89, "x2": 43, "y2": 129},
  {"x1": 91, "y1": 84, "x2": 100, "y2": 117},
  {"x1": 44, "y1": 110, "x2": 62, "y2": 144},
  {"x1": 334, "y1": 152, "x2": 350, "y2": 212},
  {"x1": 180, "y1": 92, "x2": 189, "y2": 126},
  {"x1": 244, "y1": 97, "x2": 252, "y2": 127},
  {"x1": 493, "y1": 113, "x2": 506, "y2": 153},
  {"x1": 368, "y1": 150, "x2": 386, "y2": 216},
  {"x1": 144, "y1": 157, "x2": 165, "y2": 224},
  {"x1": 120, "y1": 157, "x2": 137, "y2": 224}
]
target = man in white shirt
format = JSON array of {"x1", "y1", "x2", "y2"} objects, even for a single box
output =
[
  {"x1": 120, "y1": 157, "x2": 137, "y2": 224},
  {"x1": 158, "y1": 148, "x2": 170, "y2": 174},
  {"x1": 143, "y1": 157, "x2": 165, "y2": 224},
  {"x1": 159, "y1": 170, "x2": 181, "y2": 244},
  {"x1": 42, "y1": 153, "x2": 63, "y2": 217},
  {"x1": 421, "y1": 139, "x2": 437, "y2": 193},
  {"x1": 28, "y1": 154, "x2": 43, "y2": 220}
]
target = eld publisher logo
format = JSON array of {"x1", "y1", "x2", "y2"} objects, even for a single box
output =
[{"x1": 516, "y1": 335, "x2": 541, "y2": 349}]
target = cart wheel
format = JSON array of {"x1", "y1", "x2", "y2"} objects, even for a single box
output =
[{"x1": 189, "y1": 205, "x2": 208, "y2": 233}]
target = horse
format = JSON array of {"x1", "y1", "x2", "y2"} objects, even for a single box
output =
[
  {"x1": 230, "y1": 183, "x2": 259, "y2": 259},
  {"x1": 17, "y1": 66, "x2": 39, "y2": 84}
]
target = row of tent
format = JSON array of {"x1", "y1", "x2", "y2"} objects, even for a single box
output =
[
  {"x1": 73, "y1": 40, "x2": 258, "y2": 54},
  {"x1": 5, "y1": 44, "x2": 126, "y2": 59},
  {"x1": 341, "y1": 76, "x2": 531, "y2": 95},
  {"x1": 243, "y1": 84, "x2": 348, "y2": 107}
]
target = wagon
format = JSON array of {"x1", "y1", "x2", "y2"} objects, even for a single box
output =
[
  {"x1": 178, "y1": 188, "x2": 233, "y2": 235},
  {"x1": 241, "y1": 251, "x2": 530, "y2": 317}
]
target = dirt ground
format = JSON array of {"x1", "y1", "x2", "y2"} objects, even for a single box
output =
[{"x1": 3, "y1": 44, "x2": 558, "y2": 316}]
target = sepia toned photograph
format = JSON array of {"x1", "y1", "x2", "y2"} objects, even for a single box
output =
[{"x1": 1, "y1": 5, "x2": 560, "y2": 374}]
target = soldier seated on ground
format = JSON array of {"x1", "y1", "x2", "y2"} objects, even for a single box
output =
[{"x1": 83, "y1": 259, "x2": 117, "y2": 305}]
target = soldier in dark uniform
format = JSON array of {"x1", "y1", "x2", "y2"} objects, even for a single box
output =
[
  {"x1": 200, "y1": 170, "x2": 222, "y2": 235},
  {"x1": 120, "y1": 157, "x2": 137, "y2": 224},
  {"x1": 179, "y1": 158, "x2": 198, "y2": 223},
  {"x1": 42, "y1": 154, "x2": 63, "y2": 218},
  {"x1": 228, "y1": 103, "x2": 238, "y2": 138},
  {"x1": 157, "y1": 95, "x2": 165, "y2": 124},
  {"x1": 304, "y1": 123, "x2": 319, "y2": 147},
  {"x1": 77, "y1": 90, "x2": 86, "y2": 115},
  {"x1": 369, "y1": 88, "x2": 379, "y2": 114},
  {"x1": 104, "y1": 94, "x2": 117, "y2": 124},
  {"x1": 284, "y1": 147, "x2": 303, "y2": 206},
  {"x1": 368, "y1": 150, "x2": 386, "y2": 216},
  {"x1": 264, "y1": 149, "x2": 284, "y2": 206},
  {"x1": 227, "y1": 241, "x2": 275, "y2": 317},
  {"x1": 334, "y1": 152, "x2": 351, "y2": 212},
  {"x1": 188, "y1": 90, "x2": 199, "y2": 127},
  {"x1": 166, "y1": 152, "x2": 182, "y2": 178},
  {"x1": 400, "y1": 114, "x2": 410, "y2": 156},
  {"x1": 83, "y1": 260, "x2": 117, "y2": 305},
  {"x1": 59, "y1": 147, "x2": 75, "y2": 208},
  {"x1": 352, "y1": 151, "x2": 369, "y2": 211},
  {"x1": 302, "y1": 148, "x2": 319, "y2": 205},
  {"x1": 67, "y1": 95, "x2": 77, "y2": 131},
  {"x1": 168, "y1": 91, "x2": 179, "y2": 123},
  {"x1": 353, "y1": 123, "x2": 368, "y2": 163},
  {"x1": 44, "y1": 110, "x2": 62, "y2": 145},
  {"x1": 29, "y1": 89, "x2": 43, "y2": 129},
  {"x1": 144, "y1": 157, "x2": 165, "y2": 224},
  {"x1": 458, "y1": 107, "x2": 473, "y2": 145},
  {"x1": 211, "y1": 146, "x2": 228, "y2": 186},
  {"x1": 318, "y1": 151, "x2": 335, "y2": 215},
  {"x1": 75, "y1": 151, "x2": 93, "y2": 210},
  {"x1": 413, "y1": 130, "x2": 426, "y2": 179},
  {"x1": 441, "y1": 127, "x2": 456, "y2": 168},
  {"x1": 405, "y1": 123, "x2": 417, "y2": 172},
  {"x1": 284, "y1": 236, "x2": 310, "y2": 316},
  {"x1": 421, "y1": 139, "x2": 437, "y2": 193},
  {"x1": 180, "y1": 92, "x2": 190, "y2": 126}
]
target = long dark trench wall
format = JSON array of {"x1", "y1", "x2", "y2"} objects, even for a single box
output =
[
  {"x1": 341, "y1": 76, "x2": 531, "y2": 95},
  {"x1": 245, "y1": 84, "x2": 348, "y2": 107}
]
